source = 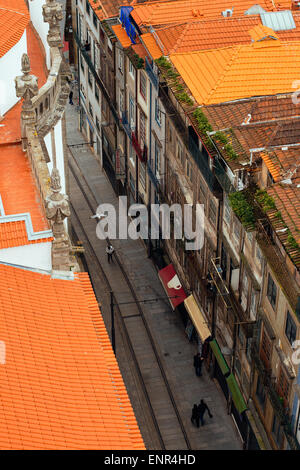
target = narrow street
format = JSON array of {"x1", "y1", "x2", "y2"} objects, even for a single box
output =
[{"x1": 66, "y1": 99, "x2": 242, "y2": 451}]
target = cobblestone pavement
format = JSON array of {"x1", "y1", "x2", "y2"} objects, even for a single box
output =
[{"x1": 65, "y1": 100, "x2": 242, "y2": 451}]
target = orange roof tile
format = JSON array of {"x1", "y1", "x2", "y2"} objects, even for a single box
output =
[
  {"x1": 0, "y1": 0, "x2": 30, "y2": 58},
  {"x1": 1, "y1": 22, "x2": 48, "y2": 145},
  {"x1": 249, "y1": 24, "x2": 279, "y2": 42},
  {"x1": 0, "y1": 221, "x2": 52, "y2": 249},
  {"x1": 147, "y1": 13, "x2": 300, "y2": 55},
  {"x1": 131, "y1": 0, "x2": 292, "y2": 27},
  {"x1": 0, "y1": 265, "x2": 145, "y2": 450},
  {"x1": 141, "y1": 32, "x2": 163, "y2": 59},
  {"x1": 170, "y1": 40, "x2": 300, "y2": 105},
  {"x1": 0, "y1": 144, "x2": 49, "y2": 233},
  {"x1": 112, "y1": 24, "x2": 133, "y2": 48}
]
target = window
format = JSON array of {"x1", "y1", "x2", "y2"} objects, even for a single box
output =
[
  {"x1": 88, "y1": 68, "x2": 93, "y2": 88},
  {"x1": 119, "y1": 89, "x2": 124, "y2": 114},
  {"x1": 224, "y1": 195, "x2": 231, "y2": 225},
  {"x1": 267, "y1": 273, "x2": 277, "y2": 311},
  {"x1": 209, "y1": 199, "x2": 217, "y2": 226},
  {"x1": 186, "y1": 160, "x2": 193, "y2": 182},
  {"x1": 89, "y1": 102, "x2": 93, "y2": 119},
  {"x1": 154, "y1": 139, "x2": 161, "y2": 176},
  {"x1": 139, "y1": 162, "x2": 146, "y2": 190},
  {"x1": 95, "y1": 84, "x2": 99, "y2": 102},
  {"x1": 118, "y1": 50, "x2": 123, "y2": 73},
  {"x1": 96, "y1": 116, "x2": 100, "y2": 131},
  {"x1": 140, "y1": 72, "x2": 147, "y2": 101},
  {"x1": 86, "y1": 0, "x2": 90, "y2": 15},
  {"x1": 285, "y1": 311, "x2": 297, "y2": 345},
  {"x1": 129, "y1": 60, "x2": 135, "y2": 77},
  {"x1": 256, "y1": 374, "x2": 266, "y2": 410},
  {"x1": 93, "y1": 12, "x2": 98, "y2": 29},
  {"x1": 272, "y1": 414, "x2": 284, "y2": 448},
  {"x1": 155, "y1": 98, "x2": 162, "y2": 126},
  {"x1": 100, "y1": 28, "x2": 105, "y2": 42},
  {"x1": 177, "y1": 141, "x2": 184, "y2": 166},
  {"x1": 245, "y1": 337, "x2": 252, "y2": 363},
  {"x1": 234, "y1": 219, "x2": 240, "y2": 240},
  {"x1": 129, "y1": 145, "x2": 135, "y2": 167},
  {"x1": 139, "y1": 110, "x2": 146, "y2": 144},
  {"x1": 260, "y1": 328, "x2": 272, "y2": 368},
  {"x1": 107, "y1": 38, "x2": 113, "y2": 55},
  {"x1": 277, "y1": 367, "x2": 290, "y2": 405},
  {"x1": 129, "y1": 94, "x2": 135, "y2": 129},
  {"x1": 198, "y1": 179, "x2": 206, "y2": 206}
]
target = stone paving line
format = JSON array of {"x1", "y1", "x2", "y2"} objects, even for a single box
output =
[{"x1": 65, "y1": 102, "x2": 242, "y2": 450}]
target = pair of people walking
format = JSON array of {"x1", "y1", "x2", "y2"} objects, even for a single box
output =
[{"x1": 191, "y1": 400, "x2": 213, "y2": 428}]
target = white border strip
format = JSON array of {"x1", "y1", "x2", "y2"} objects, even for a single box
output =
[{"x1": 0, "y1": 195, "x2": 53, "y2": 241}]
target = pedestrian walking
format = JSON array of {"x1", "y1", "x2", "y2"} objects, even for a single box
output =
[
  {"x1": 197, "y1": 399, "x2": 213, "y2": 426},
  {"x1": 106, "y1": 244, "x2": 115, "y2": 263},
  {"x1": 193, "y1": 352, "x2": 203, "y2": 377},
  {"x1": 191, "y1": 404, "x2": 200, "y2": 428},
  {"x1": 69, "y1": 90, "x2": 73, "y2": 105}
]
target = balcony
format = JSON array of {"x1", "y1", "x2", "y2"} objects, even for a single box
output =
[
  {"x1": 147, "y1": 162, "x2": 160, "y2": 191},
  {"x1": 188, "y1": 136, "x2": 222, "y2": 196},
  {"x1": 214, "y1": 157, "x2": 236, "y2": 194},
  {"x1": 256, "y1": 220, "x2": 300, "y2": 318},
  {"x1": 121, "y1": 111, "x2": 132, "y2": 140},
  {"x1": 132, "y1": 132, "x2": 147, "y2": 163},
  {"x1": 158, "y1": 85, "x2": 188, "y2": 147},
  {"x1": 73, "y1": 30, "x2": 120, "y2": 127},
  {"x1": 209, "y1": 257, "x2": 255, "y2": 338},
  {"x1": 145, "y1": 57, "x2": 159, "y2": 89}
]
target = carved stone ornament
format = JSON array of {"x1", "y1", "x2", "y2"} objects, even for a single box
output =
[
  {"x1": 42, "y1": 0, "x2": 63, "y2": 47},
  {"x1": 15, "y1": 53, "x2": 38, "y2": 120},
  {"x1": 45, "y1": 168, "x2": 72, "y2": 270}
]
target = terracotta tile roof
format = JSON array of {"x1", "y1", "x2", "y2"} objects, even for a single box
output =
[
  {"x1": 112, "y1": 24, "x2": 133, "y2": 48},
  {"x1": 0, "y1": 265, "x2": 145, "y2": 449},
  {"x1": 204, "y1": 93, "x2": 299, "y2": 129},
  {"x1": 170, "y1": 40, "x2": 300, "y2": 105},
  {"x1": 265, "y1": 183, "x2": 300, "y2": 267},
  {"x1": 249, "y1": 23, "x2": 279, "y2": 41},
  {"x1": 1, "y1": 22, "x2": 48, "y2": 144},
  {"x1": 0, "y1": 0, "x2": 30, "y2": 59},
  {"x1": 131, "y1": 42, "x2": 148, "y2": 59},
  {"x1": 141, "y1": 32, "x2": 163, "y2": 58},
  {"x1": 0, "y1": 220, "x2": 52, "y2": 249},
  {"x1": 144, "y1": 12, "x2": 300, "y2": 56},
  {"x1": 0, "y1": 144, "x2": 49, "y2": 233},
  {"x1": 0, "y1": 22, "x2": 51, "y2": 248},
  {"x1": 259, "y1": 147, "x2": 300, "y2": 183},
  {"x1": 131, "y1": 0, "x2": 292, "y2": 27}
]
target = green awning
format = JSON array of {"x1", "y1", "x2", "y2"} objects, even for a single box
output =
[
  {"x1": 226, "y1": 373, "x2": 248, "y2": 414},
  {"x1": 209, "y1": 339, "x2": 230, "y2": 375}
]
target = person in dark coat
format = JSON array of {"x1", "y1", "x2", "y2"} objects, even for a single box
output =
[
  {"x1": 106, "y1": 244, "x2": 115, "y2": 263},
  {"x1": 69, "y1": 90, "x2": 73, "y2": 105},
  {"x1": 193, "y1": 352, "x2": 203, "y2": 377},
  {"x1": 198, "y1": 399, "x2": 213, "y2": 426},
  {"x1": 191, "y1": 404, "x2": 200, "y2": 428}
]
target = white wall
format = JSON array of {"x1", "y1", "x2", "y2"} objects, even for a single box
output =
[
  {"x1": 28, "y1": 0, "x2": 50, "y2": 69},
  {"x1": 0, "y1": 31, "x2": 27, "y2": 116},
  {"x1": 44, "y1": 120, "x2": 67, "y2": 230},
  {"x1": 44, "y1": 120, "x2": 66, "y2": 194},
  {"x1": 0, "y1": 242, "x2": 52, "y2": 271}
]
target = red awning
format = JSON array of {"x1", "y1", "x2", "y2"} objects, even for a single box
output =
[{"x1": 158, "y1": 264, "x2": 187, "y2": 310}]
